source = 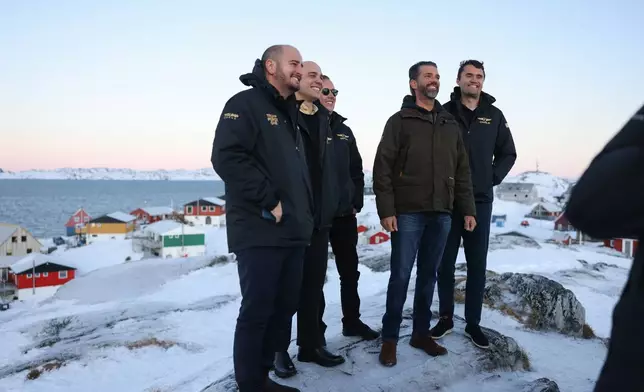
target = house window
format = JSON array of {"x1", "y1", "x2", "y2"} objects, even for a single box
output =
[
  {"x1": 43, "y1": 272, "x2": 49, "y2": 277},
  {"x1": 74, "y1": 216, "x2": 80, "y2": 222},
  {"x1": 35, "y1": 273, "x2": 40, "y2": 278},
  {"x1": 27, "y1": 273, "x2": 32, "y2": 278},
  {"x1": 201, "y1": 206, "x2": 207, "y2": 212},
  {"x1": 27, "y1": 248, "x2": 32, "y2": 254},
  {"x1": 21, "y1": 235, "x2": 27, "y2": 242},
  {"x1": 187, "y1": 206, "x2": 193, "y2": 214},
  {"x1": 6, "y1": 251, "x2": 11, "y2": 256},
  {"x1": 11, "y1": 236, "x2": 17, "y2": 243},
  {"x1": 59, "y1": 271, "x2": 68, "y2": 279},
  {"x1": 210, "y1": 206, "x2": 215, "y2": 211}
]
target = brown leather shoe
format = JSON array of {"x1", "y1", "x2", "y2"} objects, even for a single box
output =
[
  {"x1": 379, "y1": 340, "x2": 397, "y2": 367},
  {"x1": 410, "y1": 333, "x2": 448, "y2": 356}
]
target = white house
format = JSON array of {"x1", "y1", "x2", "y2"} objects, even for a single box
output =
[
  {"x1": 495, "y1": 183, "x2": 540, "y2": 204},
  {"x1": 135, "y1": 220, "x2": 206, "y2": 259}
]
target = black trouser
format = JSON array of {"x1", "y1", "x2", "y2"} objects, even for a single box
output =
[
  {"x1": 437, "y1": 202, "x2": 493, "y2": 326},
  {"x1": 328, "y1": 215, "x2": 362, "y2": 327},
  {"x1": 277, "y1": 228, "x2": 330, "y2": 350},
  {"x1": 233, "y1": 246, "x2": 305, "y2": 392}
]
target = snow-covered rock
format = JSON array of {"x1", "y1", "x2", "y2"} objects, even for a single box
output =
[
  {"x1": 0, "y1": 167, "x2": 220, "y2": 181},
  {"x1": 454, "y1": 272, "x2": 586, "y2": 337},
  {"x1": 201, "y1": 311, "x2": 532, "y2": 392}
]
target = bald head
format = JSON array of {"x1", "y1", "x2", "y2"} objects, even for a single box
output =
[
  {"x1": 262, "y1": 44, "x2": 303, "y2": 97},
  {"x1": 297, "y1": 61, "x2": 323, "y2": 102}
]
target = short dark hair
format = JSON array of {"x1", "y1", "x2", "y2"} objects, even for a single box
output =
[
  {"x1": 260, "y1": 45, "x2": 285, "y2": 67},
  {"x1": 408, "y1": 61, "x2": 437, "y2": 95},
  {"x1": 457, "y1": 59, "x2": 485, "y2": 80},
  {"x1": 321, "y1": 74, "x2": 330, "y2": 81}
]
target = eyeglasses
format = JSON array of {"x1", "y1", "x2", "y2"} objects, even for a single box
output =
[{"x1": 321, "y1": 88, "x2": 338, "y2": 97}]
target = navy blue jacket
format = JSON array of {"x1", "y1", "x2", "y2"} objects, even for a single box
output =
[
  {"x1": 329, "y1": 111, "x2": 364, "y2": 216},
  {"x1": 211, "y1": 59, "x2": 314, "y2": 252},
  {"x1": 442, "y1": 87, "x2": 517, "y2": 203}
]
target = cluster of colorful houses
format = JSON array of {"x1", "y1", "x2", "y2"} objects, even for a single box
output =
[
  {"x1": 495, "y1": 181, "x2": 639, "y2": 258},
  {"x1": 1, "y1": 184, "x2": 639, "y2": 304}
]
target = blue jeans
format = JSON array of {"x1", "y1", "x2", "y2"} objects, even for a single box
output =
[{"x1": 381, "y1": 212, "x2": 452, "y2": 342}]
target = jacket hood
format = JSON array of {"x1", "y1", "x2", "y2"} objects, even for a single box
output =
[
  {"x1": 239, "y1": 59, "x2": 285, "y2": 101},
  {"x1": 449, "y1": 86, "x2": 496, "y2": 106},
  {"x1": 400, "y1": 95, "x2": 444, "y2": 113},
  {"x1": 329, "y1": 110, "x2": 347, "y2": 130}
]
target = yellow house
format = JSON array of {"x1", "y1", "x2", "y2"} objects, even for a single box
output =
[
  {"x1": 86, "y1": 212, "x2": 136, "y2": 242},
  {"x1": 0, "y1": 223, "x2": 43, "y2": 256}
]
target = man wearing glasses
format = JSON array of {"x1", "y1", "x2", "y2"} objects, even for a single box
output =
[{"x1": 318, "y1": 75, "x2": 379, "y2": 344}]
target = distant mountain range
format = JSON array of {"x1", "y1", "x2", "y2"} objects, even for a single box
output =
[{"x1": 0, "y1": 167, "x2": 221, "y2": 181}]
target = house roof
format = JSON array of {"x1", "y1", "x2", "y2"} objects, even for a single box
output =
[
  {"x1": 91, "y1": 211, "x2": 137, "y2": 224},
  {"x1": 137, "y1": 206, "x2": 175, "y2": 216},
  {"x1": 534, "y1": 202, "x2": 562, "y2": 213},
  {"x1": 184, "y1": 197, "x2": 225, "y2": 207},
  {"x1": 9, "y1": 253, "x2": 76, "y2": 274},
  {"x1": 551, "y1": 232, "x2": 572, "y2": 241},
  {"x1": 0, "y1": 225, "x2": 17, "y2": 246},
  {"x1": 496, "y1": 182, "x2": 536, "y2": 192},
  {"x1": 143, "y1": 220, "x2": 204, "y2": 236}
]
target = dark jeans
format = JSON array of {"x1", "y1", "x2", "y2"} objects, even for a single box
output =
[
  {"x1": 277, "y1": 228, "x2": 330, "y2": 350},
  {"x1": 437, "y1": 202, "x2": 493, "y2": 326},
  {"x1": 233, "y1": 246, "x2": 305, "y2": 392},
  {"x1": 381, "y1": 212, "x2": 452, "y2": 342}
]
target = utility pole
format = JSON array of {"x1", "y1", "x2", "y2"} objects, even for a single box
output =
[{"x1": 32, "y1": 257, "x2": 35, "y2": 295}]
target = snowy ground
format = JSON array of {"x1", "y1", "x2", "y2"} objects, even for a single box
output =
[{"x1": 0, "y1": 197, "x2": 627, "y2": 392}]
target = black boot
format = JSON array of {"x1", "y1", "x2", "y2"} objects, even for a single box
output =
[
  {"x1": 273, "y1": 351, "x2": 297, "y2": 379},
  {"x1": 297, "y1": 346, "x2": 345, "y2": 367},
  {"x1": 342, "y1": 320, "x2": 380, "y2": 340},
  {"x1": 264, "y1": 377, "x2": 300, "y2": 392}
]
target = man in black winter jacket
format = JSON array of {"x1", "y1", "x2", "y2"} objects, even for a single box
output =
[
  {"x1": 318, "y1": 75, "x2": 379, "y2": 342},
  {"x1": 432, "y1": 60, "x2": 517, "y2": 349},
  {"x1": 564, "y1": 103, "x2": 644, "y2": 392},
  {"x1": 211, "y1": 44, "x2": 309, "y2": 392},
  {"x1": 273, "y1": 61, "x2": 343, "y2": 379}
]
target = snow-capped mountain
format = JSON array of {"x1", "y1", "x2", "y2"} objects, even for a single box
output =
[
  {"x1": 0, "y1": 167, "x2": 220, "y2": 181},
  {"x1": 502, "y1": 171, "x2": 574, "y2": 203}
]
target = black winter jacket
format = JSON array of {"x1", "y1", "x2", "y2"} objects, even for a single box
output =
[
  {"x1": 442, "y1": 87, "x2": 517, "y2": 203},
  {"x1": 297, "y1": 102, "x2": 340, "y2": 229},
  {"x1": 211, "y1": 59, "x2": 314, "y2": 252},
  {"x1": 329, "y1": 111, "x2": 365, "y2": 216},
  {"x1": 564, "y1": 103, "x2": 644, "y2": 392}
]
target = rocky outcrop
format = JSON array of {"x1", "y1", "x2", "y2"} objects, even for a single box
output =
[
  {"x1": 201, "y1": 311, "x2": 531, "y2": 392},
  {"x1": 521, "y1": 377, "x2": 561, "y2": 391},
  {"x1": 455, "y1": 272, "x2": 586, "y2": 337}
]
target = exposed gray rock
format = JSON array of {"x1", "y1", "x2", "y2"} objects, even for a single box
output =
[
  {"x1": 521, "y1": 377, "x2": 560, "y2": 392},
  {"x1": 359, "y1": 252, "x2": 391, "y2": 272},
  {"x1": 202, "y1": 311, "x2": 530, "y2": 392},
  {"x1": 489, "y1": 232, "x2": 541, "y2": 250},
  {"x1": 462, "y1": 272, "x2": 586, "y2": 337}
]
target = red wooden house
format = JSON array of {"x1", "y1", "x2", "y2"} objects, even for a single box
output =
[
  {"x1": 130, "y1": 206, "x2": 175, "y2": 224},
  {"x1": 604, "y1": 238, "x2": 639, "y2": 258},
  {"x1": 369, "y1": 231, "x2": 390, "y2": 245},
  {"x1": 554, "y1": 213, "x2": 575, "y2": 232},
  {"x1": 8, "y1": 254, "x2": 76, "y2": 290},
  {"x1": 65, "y1": 208, "x2": 91, "y2": 236},
  {"x1": 183, "y1": 197, "x2": 226, "y2": 226}
]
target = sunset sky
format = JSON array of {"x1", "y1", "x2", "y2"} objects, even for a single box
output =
[{"x1": 1, "y1": 0, "x2": 643, "y2": 179}]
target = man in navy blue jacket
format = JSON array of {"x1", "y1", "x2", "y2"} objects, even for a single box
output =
[
  {"x1": 211, "y1": 44, "x2": 310, "y2": 392},
  {"x1": 432, "y1": 60, "x2": 517, "y2": 349},
  {"x1": 319, "y1": 75, "x2": 379, "y2": 342}
]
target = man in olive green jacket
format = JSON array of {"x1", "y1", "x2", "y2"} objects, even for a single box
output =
[{"x1": 373, "y1": 60, "x2": 476, "y2": 367}]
